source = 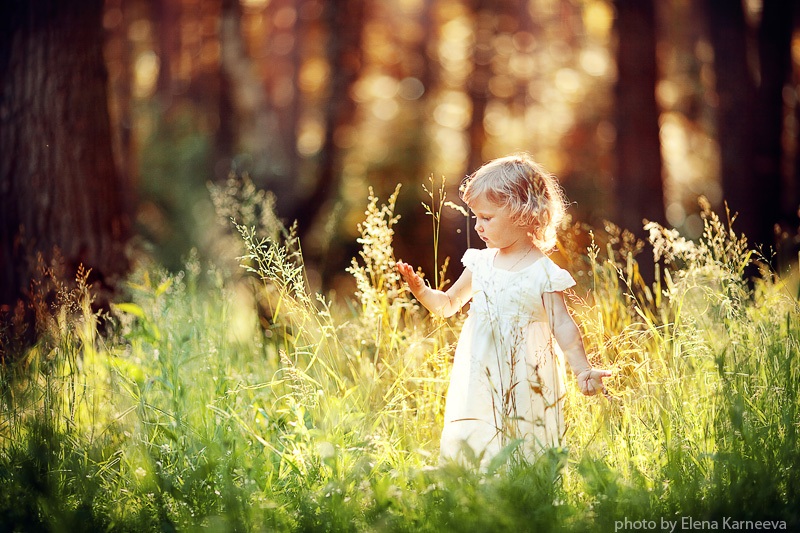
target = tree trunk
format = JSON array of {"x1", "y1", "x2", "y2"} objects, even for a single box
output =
[
  {"x1": 752, "y1": 0, "x2": 795, "y2": 248},
  {"x1": 152, "y1": 0, "x2": 180, "y2": 108},
  {"x1": 705, "y1": 0, "x2": 755, "y2": 238},
  {"x1": 793, "y1": 5, "x2": 800, "y2": 233},
  {"x1": 105, "y1": 0, "x2": 137, "y2": 195},
  {"x1": 291, "y1": 0, "x2": 365, "y2": 237},
  {"x1": 217, "y1": 0, "x2": 242, "y2": 174},
  {"x1": 0, "y1": 0, "x2": 131, "y2": 308},
  {"x1": 268, "y1": 0, "x2": 302, "y2": 189},
  {"x1": 612, "y1": 0, "x2": 665, "y2": 234},
  {"x1": 465, "y1": 0, "x2": 495, "y2": 177}
]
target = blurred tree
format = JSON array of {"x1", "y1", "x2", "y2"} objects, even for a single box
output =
[
  {"x1": 105, "y1": 0, "x2": 138, "y2": 193},
  {"x1": 612, "y1": 0, "x2": 665, "y2": 236},
  {"x1": 291, "y1": 0, "x2": 366, "y2": 237},
  {"x1": 152, "y1": 0, "x2": 180, "y2": 104},
  {"x1": 707, "y1": 0, "x2": 797, "y2": 251},
  {"x1": 752, "y1": 0, "x2": 796, "y2": 247},
  {"x1": 465, "y1": 0, "x2": 495, "y2": 176},
  {"x1": 0, "y1": 0, "x2": 131, "y2": 310},
  {"x1": 217, "y1": 0, "x2": 238, "y2": 166},
  {"x1": 705, "y1": 0, "x2": 756, "y2": 245},
  {"x1": 264, "y1": 0, "x2": 303, "y2": 188},
  {"x1": 795, "y1": 0, "x2": 800, "y2": 225}
]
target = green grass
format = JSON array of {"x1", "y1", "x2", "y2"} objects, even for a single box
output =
[{"x1": 1, "y1": 188, "x2": 799, "y2": 532}]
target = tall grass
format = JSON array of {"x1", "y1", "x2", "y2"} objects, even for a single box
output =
[{"x1": 1, "y1": 184, "x2": 799, "y2": 532}]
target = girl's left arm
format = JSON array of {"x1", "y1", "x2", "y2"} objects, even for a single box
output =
[{"x1": 543, "y1": 291, "x2": 611, "y2": 396}]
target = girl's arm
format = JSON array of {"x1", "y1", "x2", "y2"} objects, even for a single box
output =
[
  {"x1": 543, "y1": 291, "x2": 611, "y2": 396},
  {"x1": 396, "y1": 261, "x2": 473, "y2": 317}
]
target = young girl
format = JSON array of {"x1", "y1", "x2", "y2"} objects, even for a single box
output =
[{"x1": 397, "y1": 154, "x2": 610, "y2": 467}]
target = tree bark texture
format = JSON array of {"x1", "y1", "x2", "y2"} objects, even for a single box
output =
[
  {"x1": 0, "y1": 0, "x2": 131, "y2": 307},
  {"x1": 612, "y1": 0, "x2": 665, "y2": 233}
]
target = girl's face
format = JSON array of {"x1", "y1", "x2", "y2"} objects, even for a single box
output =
[{"x1": 469, "y1": 194, "x2": 531, "y2": 251}]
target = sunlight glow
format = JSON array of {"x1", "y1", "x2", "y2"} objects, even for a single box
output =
[
  {"x1": 484, "y1": 102, "x2": 510, "y2": 137},
  {"x1": 433, "y1": 128, "x2": 468, "y2": 171},
  {"x1": 554, "y1": 68, "x2": 583, "y2": 101},
  {"x1": 488, "y1": 76, "x2": 515, "y2": 99},
  {"x1": 433, "y1": 92, "x2": 470, "y2": 130},
  {"x1": 241, "y1": 0, "x2": 270, "y2": 9},
  {"x1": 583, "y1": 0, "x2": 614, "y2": 41},
  {"x1": 372, "y1": 99, "x2": 399, "y2": 121},
  {"x1": 666, "y1": 202, "x2": 687, "y2": 227},
  {"x1": 438, "y1": 17, "x2": 472, "y2": 81},
  {"x1": 509, "y1": 52, "x2": 537, "y2": 78},
  {"x1": 656, "y1": 79, "x2": 680, "y2": 108},
  {"x1": 660, "y1": 112, "x2": 722, "y2": 236},
  {"x1": 297, "y1": 118, "x2": 324, "y2": 156},
  {"x1": 792, "y1": 34, "x2": 800, "y2": 65},
  {"x1": 398, "y1": 77, "x2": 425, "y2": 100},
  {"x1": 353, "y1": 74, "x2": 398, "y2": 102},
  {"x1": 579, "y1": 47, "x2": 610, "y2": 77},
  {"x1": 299, "y1": 58, "x2": 329, "y2": 93},
  {"x1": 133, "y1": 51, "x2": 159, "y2": 98}
]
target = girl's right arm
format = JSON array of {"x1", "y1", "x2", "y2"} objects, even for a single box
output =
[{"x1": 396, "y1": 261, "x2": 473, "y2": 317}]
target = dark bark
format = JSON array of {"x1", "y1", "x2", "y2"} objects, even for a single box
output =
[
  {"x1": 794, "y1": 5, "x2": 800, "y2": 229},
  {"x1": 752, "y1": 0, "x2": 795, "y2": 248},
  {"x1": 705, "y1": 0, "x2": 755, "y2": 234},
  {"x1": 707, "y1": 0, "x2": 796, "y2": 251},
  {"x1": 0, "y1": 0, "x2": 131, "y2": 308},
  {"x1": 612, "y1": 0, "x2": 665, "y2": 235}
]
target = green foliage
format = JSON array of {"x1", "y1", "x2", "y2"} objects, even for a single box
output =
[{"x1": 1, "y1": 189, "x2": 799, "y2": 531}]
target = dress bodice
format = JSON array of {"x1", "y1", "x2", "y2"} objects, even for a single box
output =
[{"x1": 463, "y1": 247, "x2": 575, "y2": 326}]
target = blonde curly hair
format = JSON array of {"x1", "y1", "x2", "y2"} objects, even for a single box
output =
[{"x1": 459, "y1": 153, "x2": 568, "y2": 252}]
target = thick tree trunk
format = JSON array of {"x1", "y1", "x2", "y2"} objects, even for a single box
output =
[
  {"x1": 611, "y1": 0, "x2": 664, "y2": 284},
  {"x1": 794, "y1": 5, "x2": 800, "y2": 230},
  {"x1": 752, "y1": 0, "x2": 795, "y2": 248},
  {"x1": 612, "y1": 0, "x2": 665, "y2": 234},
  {"x1": 0, "y1": 0, "x2": 131, "y2": 308},
  {"x1": 707, "y1": 0, "x2": 795, "y2": 251}
]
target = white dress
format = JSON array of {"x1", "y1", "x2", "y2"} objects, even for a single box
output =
[{"x1": 439, "y1": 247, "x2": 576, "y2": 467}]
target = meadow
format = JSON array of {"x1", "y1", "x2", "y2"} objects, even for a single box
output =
[{"x1": 1, "y1": 181, "x2": 799, "y2": 532}]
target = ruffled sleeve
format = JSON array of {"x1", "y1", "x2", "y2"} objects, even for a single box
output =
[
  {"x1": 461, "y1": 248, "x2": 482, "y2": 271},
  {"x1": 541, "y1": 257, "x2": 576, "y2": 293}
]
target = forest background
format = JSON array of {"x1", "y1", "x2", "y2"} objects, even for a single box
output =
[
  {"x1": 2, "y1": 1, "x2": 800, "y2": 530},
  {"x1": 2, "y1": 0, "x2": 800, "y2": 314}
]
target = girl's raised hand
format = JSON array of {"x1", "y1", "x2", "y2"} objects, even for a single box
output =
[
  {"x1": 396, "y1": 261, "x2": 425, "y2": 293},
  {"x1": 576, "y1": 368, "x2": 612, "y2": 397}
]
